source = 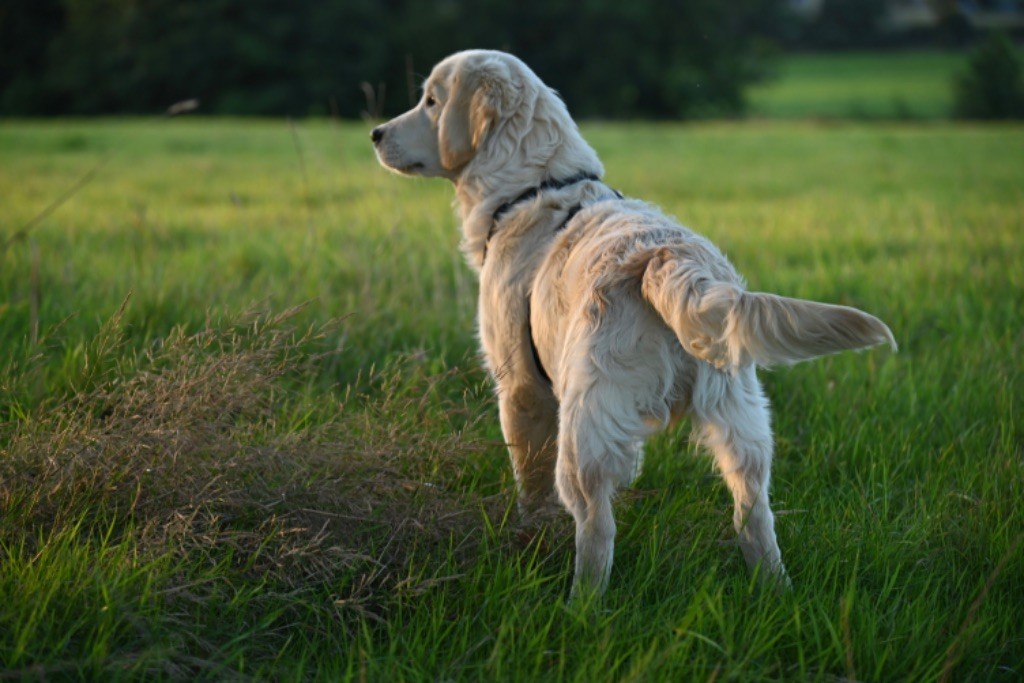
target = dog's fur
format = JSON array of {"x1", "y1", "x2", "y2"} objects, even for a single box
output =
[{"x1": 372, "y1": 50, "x2": 895, "y2": 597}]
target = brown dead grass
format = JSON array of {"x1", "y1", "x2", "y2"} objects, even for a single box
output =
[{"x1": 0, "y1": 302, "x2": 511, "y2": 628}]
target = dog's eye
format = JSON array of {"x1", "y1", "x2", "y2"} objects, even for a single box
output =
[{"x1": 425, "y1": 95, "x2": 437, "y2": 108}]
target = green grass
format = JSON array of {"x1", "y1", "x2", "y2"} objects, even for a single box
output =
[
  {"x1": 1, "y1": 118, "x2": 1023, "y2": 680},
  {"x1": 749, "y1": 51, "x2": 972, "y2": 120}
]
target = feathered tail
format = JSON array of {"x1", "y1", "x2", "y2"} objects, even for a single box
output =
[{"x1": 640, "y1": 251, "x2": 896, "y2": 372}]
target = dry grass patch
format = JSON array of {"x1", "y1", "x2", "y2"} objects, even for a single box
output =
[{"x1": 1, "y1": 303, "x2": 509, "y2": 633}]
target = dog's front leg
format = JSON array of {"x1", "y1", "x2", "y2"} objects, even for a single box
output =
[{"x1": 497, "y1": 382, "x2": 561, "y2": 523}]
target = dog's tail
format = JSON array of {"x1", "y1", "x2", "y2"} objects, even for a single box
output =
[{"x1": 640, "y1": 250, "x2": 896, "y2": 372}]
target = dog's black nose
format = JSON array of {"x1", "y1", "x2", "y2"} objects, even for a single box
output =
[{"x1": 370, "y1": 127, "x2": 384, "y2": 144}]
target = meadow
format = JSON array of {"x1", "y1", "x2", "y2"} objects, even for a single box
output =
[
  {"x1": 749, "y1": 50, "x2": 969, "y2": 120},
  {"x1": 1, "y1": 113, "x2": 1022, "y2": 680}
]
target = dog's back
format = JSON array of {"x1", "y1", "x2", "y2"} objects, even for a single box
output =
[{"x1": 532, "y1": 198, "x2": 895, "y2": 384}]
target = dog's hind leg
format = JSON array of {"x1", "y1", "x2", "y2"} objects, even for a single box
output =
[
  {"x1": 556, "y1": 425, "x2": 621, "y2": 599},
  {"x1": 556, "y1": 369, "x2": 649, "y2": 599},
  {"x1": 694, "y1": 364, "x2": 790, "y2": 587},
  {"x1": 557, "y1": 453, "x2": 617, "y2": 599}
]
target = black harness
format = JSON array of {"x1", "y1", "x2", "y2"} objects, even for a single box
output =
[
  {"x1": 483, "y1": 171, "x2": 601, "y2": 263},
  {"x1": 482, "y1": 172, "x2": 623, "y2": 386}
]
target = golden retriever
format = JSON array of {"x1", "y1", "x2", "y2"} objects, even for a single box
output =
[{"x1": 372, "y1": 50, "x2": 895, "y2": 598}]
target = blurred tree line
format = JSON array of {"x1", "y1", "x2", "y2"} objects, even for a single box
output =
[
  {"x1": 0, "y1": 0, "x2": 789, "y2": 118},
  {"x1": 0, "y1": 0, "x2": 1013, "y2": 118}
]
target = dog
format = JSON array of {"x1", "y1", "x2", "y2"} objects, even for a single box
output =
[{"x1": 372, "y1": 50, "x2": 895, "y2": 598}]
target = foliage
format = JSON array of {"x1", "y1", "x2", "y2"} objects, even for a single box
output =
[
  {"x1": 795, "y1": 0, "x2": 889, "y2": 50},
  {"x1": 0, "y1": 0, "x2": 788, "y2": 119},
  {"x1": 0, "y1": 0, "x2": 64, "y2": 113},
  {"x1": 953, "y1": 32, "x2": 1024, "y2": 119},
  {"x1": 0, "y1": 119, "x2": 1022, "y2": 679}
]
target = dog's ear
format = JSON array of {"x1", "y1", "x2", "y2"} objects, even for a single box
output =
[{"x1": 439, "y1": 59, "x2": 510, "y2": 172}]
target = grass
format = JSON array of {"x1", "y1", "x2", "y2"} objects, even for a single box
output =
[
  {"x1": 749, "y1": 50, "x2": 975, "y2": 120},
  {"x1": 1, "y1": 117, "x2": 1023, "y2": 680}
]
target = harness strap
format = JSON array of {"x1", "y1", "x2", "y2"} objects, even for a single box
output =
[
  {"x1": 524, "y1": 200, "x2": 588, "y2": 386},
  {"x1": 491, "y1": 171, "x2": 600, "y2": 225},
  {"x1": 524, "y1": 296, "x2": 552, "y2": 385},
  {"x1": 484, "y1": 172, "x2": 600, "y2": 263},
  {"x1": 483, "y1": 172, "x2": 625, "y2": 387}
]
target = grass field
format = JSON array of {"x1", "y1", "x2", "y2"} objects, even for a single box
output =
[
  {"x1": 749, "y1": 50, "x2": 970, "y2": 120},
  {"x1": 1, "y1": 117, "x2": 1023, "y2": 680}
]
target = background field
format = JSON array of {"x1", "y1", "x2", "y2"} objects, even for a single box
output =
[
  {"x1": 1, "y1": 114, "x2": 1023, "y2": 680},
  {"x1": 748, "y1": 51, "x2": 968, "y2": 119}
]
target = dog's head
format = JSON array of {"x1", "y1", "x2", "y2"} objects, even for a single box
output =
[{"x1": 371, "y1": 50, "x2": 538, "y2": 180}]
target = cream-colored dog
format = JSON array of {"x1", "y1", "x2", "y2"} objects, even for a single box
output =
[{"x1": 372, "y1": 50, "x2": 895, "y2": 598}]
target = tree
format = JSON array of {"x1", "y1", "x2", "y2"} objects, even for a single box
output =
[
  {"x1": 953, "y1": 32, "x2": 1024, "y2": 120},
  {"x1": 0, "y1": 0, "x2": 792, "y2": 119},
  {"x1": 0, "y1": 0, "x2": 64, "y2": 113},
  {"x1": 798, "y1": 0, "x2": 888, "y2": 50}
]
